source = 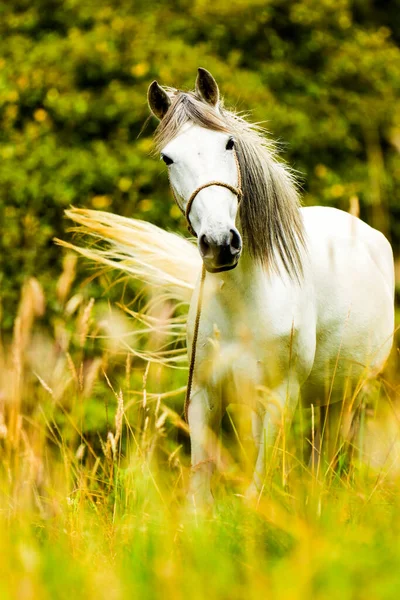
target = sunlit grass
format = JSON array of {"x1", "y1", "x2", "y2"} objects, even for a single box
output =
[{"x1": 1, "y1": 263, "x2": 400, "y2": 600}]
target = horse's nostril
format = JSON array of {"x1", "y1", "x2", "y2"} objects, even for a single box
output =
[
  {"x1": 229, "y1": 229, "x2": 242, "y2": 254},
  {"x1": 199, "y1": 233, "x2": 211, "y2": 257},
  {"x1": 200, "y1": 230, "x2": 241, "y2": 266}
]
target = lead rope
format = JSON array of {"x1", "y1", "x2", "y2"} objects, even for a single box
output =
[
  {"x1": 184, "y1": 263, "x2": 206, "y2": 423},
  {"x1": 168, "y1": 148, "x2": 242, "y2": 423}
]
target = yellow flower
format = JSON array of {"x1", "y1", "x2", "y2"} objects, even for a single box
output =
[
  {"x1": 139, "y1": 199, "x2": 153, "y2": 212},
  {"x1": 315, "y1": 164, "x2": 327, "y2": 178},
  {"x1": 137, "y1": 138, "x2": 153, "y2": 153},
  {"x1": 118, "y1": 177, "x2": 133, "y2": 192},
  {"x1": 330, "y1": 184, "x2": 345, "y2": 198},
  {"x1": 92, "y1": 195, "x2": 111, "y2": 209},
  {"x1": 7, "y1": 90, "x2": 19, "y2": 102},
  {"x1": 169, "y1": 204, "x2": 182, "y2": 219},
  {"x1": 34, "y1": 109, "x2": 47, "y2": 122},
  {"x1": 131, "y1": 63, "x2": 149, "y2": 78}
]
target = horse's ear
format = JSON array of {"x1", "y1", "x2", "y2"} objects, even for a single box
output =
[
  {"x1": 195, "y1": 67, "x2": 219, "y2": 106},
  {"x1": 147, "y1": 81, "x2": 171, "y2": 120}
]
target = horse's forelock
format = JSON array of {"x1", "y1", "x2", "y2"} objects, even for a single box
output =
[{"x1": 153, "y1": 91, "x2": 227, "y2": 153}]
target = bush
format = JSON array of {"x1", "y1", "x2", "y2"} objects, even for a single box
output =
[{"x1": 1, "y1": 0, "x2": 400, "y2": 328}]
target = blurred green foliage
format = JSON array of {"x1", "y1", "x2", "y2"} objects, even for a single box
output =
[{"x1": 1, "y1": 0, "x2": 400, "y2": 329}]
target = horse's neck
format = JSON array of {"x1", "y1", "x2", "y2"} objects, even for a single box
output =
[
  {"x1": 205, "y1": 248, "x2": 298, "y2": 308},
  {"x1": 206, "y1": 251, "x2": 261, "y2": 300}
]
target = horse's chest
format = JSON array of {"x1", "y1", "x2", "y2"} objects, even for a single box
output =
[{"x1": 195, "y1": 295, "x2": 304, "y2": 389}]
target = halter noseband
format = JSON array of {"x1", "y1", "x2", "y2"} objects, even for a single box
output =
[{"x1": 170, "y1": 148, "x2": 243, "y2": 237}]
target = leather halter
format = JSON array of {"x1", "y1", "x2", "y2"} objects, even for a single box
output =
[
  {"x1": 167, "y1": 147, "x2": 243, "y2": 422},
  {"x1": 170, "y1": 148, "x2": 243, "y2": 237}
]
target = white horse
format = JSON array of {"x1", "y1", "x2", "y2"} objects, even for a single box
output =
[
  {"x1": 64, "y1": 68, "x2": 394, "y2": 507},
  {"x1": 147, "y1": 68, "x2": 394, "y2": 504}
]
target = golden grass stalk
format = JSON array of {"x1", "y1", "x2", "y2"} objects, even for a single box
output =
[
  {"x1": 56, "y1": 253, "x2": 78, "y2": 304},
  {"x1": 56, "y1": 208, "x2": 203, "y2": 367},
  {"x1": 56, "y1": 208, "x2": 200, "y2": 302}
]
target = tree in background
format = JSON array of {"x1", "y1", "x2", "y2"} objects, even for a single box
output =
[{"x1": 1, "y1": 0, "x2": 400, "y2": 329}]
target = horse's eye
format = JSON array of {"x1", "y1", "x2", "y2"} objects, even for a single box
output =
[
  {"x1": 226, "y1": 137, "x2": 235, "y2": 151},
  {"x1": 161, "y1": 154, "x2": 173, "y2": 166}
]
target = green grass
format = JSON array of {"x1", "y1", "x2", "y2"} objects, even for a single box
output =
[{"x1": 3, "y1": 473, "x2": 400, "y2": 600}]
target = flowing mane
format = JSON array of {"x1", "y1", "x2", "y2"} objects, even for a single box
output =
[{"x1": 154, "y1": 89, "x2": 306, "y2": 281}]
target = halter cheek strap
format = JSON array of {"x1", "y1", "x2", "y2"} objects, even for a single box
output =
[{"x1": 169, "y1": 148, "x2": 243, "y2": 237}]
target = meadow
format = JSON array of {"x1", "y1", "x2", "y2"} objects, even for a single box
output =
[
  {"x1": 2, "y1": 1, "x2": 400, "y2": 598},
  {"x1": 1, "y1": 253, "x2": 400, "y2": 600}
]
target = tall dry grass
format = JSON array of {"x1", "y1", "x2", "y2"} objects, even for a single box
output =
[{"x1": 1, "y1": 254, "x2": 400, "y2": 600}]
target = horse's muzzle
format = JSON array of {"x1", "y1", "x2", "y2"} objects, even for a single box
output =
[{"x1": 199, "y1": 228, "x2": 242, "y2": 273}]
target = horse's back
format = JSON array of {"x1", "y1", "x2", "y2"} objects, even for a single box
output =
[
  {"x1": 301, "y1": 206, "x2": 394, "y2": 399},
  {"x1": 302, "y1": 206, "x2": 394, "y2": 293}
]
